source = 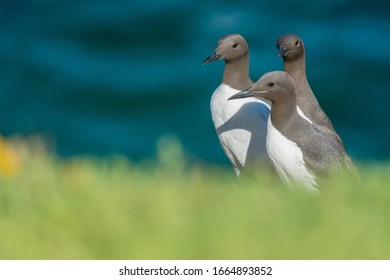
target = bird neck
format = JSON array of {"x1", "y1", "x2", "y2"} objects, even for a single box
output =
[
  {"x1": 222, "y1": 56, "x2": 252, "y2": 90},
  {"x1": 283, "y1": 55, "x2": 321, "y2": 120},
  {"x1": 270, "y1": 99, "x2": 299, "y2": 132},
  {"x1": 283, "y1": 56, "x2": 307, "y2": 88}
]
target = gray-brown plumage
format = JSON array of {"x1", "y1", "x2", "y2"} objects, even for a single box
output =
[{"x1": 203, "y1": 34, "x2": 253, "y2": 90}]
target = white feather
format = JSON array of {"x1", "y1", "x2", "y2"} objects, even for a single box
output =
[
  {"x1": 266, "y1": 118, "x2": 318, "y2": 191},
  {"x1": 211, "y1": 84, "x2": 270, "y2": 176}
]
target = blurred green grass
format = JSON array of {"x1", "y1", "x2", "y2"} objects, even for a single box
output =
[{"x1": 0, "y1": 136, "x2": 389, "y2": 259}]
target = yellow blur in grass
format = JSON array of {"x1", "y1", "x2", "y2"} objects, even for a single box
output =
[
  {"x1": 0, "y1": 135, "x2": 21, "y2": 178},
  {"x1": 0, "y1": 136, "x2": 389, "y2": 259}
]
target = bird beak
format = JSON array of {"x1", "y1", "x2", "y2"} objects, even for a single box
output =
[
  {"x1": 277, "y1": 45, "x2": 287, "y2": 57},
  {"x1": 228, "y1": 89, "x2": 254, "y2": 100},
  {"x1": 202, "y1": 51, "x2": 222, "y2": 65}
]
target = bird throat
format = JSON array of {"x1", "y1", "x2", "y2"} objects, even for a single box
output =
[
  {"x1": 270, "y1": 99, "x2": 298, "y2": 133},
  {"x1": 222, "y1": 57, "x2": 252, "y2": 90}
]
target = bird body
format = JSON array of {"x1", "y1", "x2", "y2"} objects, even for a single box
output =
[
  {"x1": 210, "y1": 83, "x2": 269, "y2": 176},
  {"x1": 265, "y1": 117, "x2": 317, "y2": 190}
]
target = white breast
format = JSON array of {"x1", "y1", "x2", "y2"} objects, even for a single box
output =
[
  {"x1": 210, "y1": 84, "x2": 270, "y2": 176},
  {"x1": 266, "y1": 118, "x2": 318, "y2": 191}
]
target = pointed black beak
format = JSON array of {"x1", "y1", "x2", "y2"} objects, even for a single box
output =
[
  {"x1": 228, "y1": 89, "x2": 253, "y2": 100},
  {"x1": 277, "y1": 45, "x2": 287, "y2": 57},
  {"x1": 202, "y1": 51, "x2": 222, "y2": 65}
]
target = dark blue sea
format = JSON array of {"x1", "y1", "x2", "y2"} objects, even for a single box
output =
[{"x1": 1, "y1": 0, "x2": 389, "y2": 164}]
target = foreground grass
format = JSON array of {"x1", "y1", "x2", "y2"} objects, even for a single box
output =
[{"x1": 0, "y1": 140, "x2": 389, "y2": 259}]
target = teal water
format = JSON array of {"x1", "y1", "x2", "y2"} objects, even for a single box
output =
[{"x1": 0, "y1": 0, "x2": 389, "y2": 164}]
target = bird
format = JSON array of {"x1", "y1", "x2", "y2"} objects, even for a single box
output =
[
  {"x1": 202, "y1": 34, "x2": 270, "y2": 177},
  {"x1": 276, "y1": 33, "x2": 358, "y2": 176},
  {"x1": 228, "y1": 71, "x2": 357, "y2": 190}
]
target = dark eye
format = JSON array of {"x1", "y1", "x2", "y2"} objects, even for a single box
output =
[
  {"x1": 232, "y1": 43, "x2": 238, "y2": 48},
  {"x1": 295, "y1": 40, "x2": 300, "y2": 46},
  {"x1": 268, "y1": 82, "x2": 275, "y2": 87}
]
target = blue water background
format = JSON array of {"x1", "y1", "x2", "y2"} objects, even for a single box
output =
[{"x1": 0, "y1": 0, "x2": 389, "y2": 164}]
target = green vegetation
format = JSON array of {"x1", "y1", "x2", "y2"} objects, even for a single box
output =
[{"x1": 0, "y1": 137, "x2": 389, "y2": 259}]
